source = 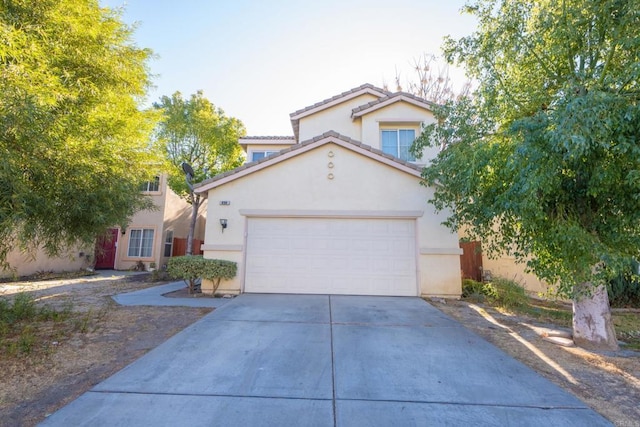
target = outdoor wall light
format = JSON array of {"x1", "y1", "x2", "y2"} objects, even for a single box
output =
[{"x1": 220, "y1": 218, "x2": 228, "y2": 232}]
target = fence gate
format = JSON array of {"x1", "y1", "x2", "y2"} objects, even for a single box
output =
[
  {"x1": 459, "y1": 241, "x2": 483, "y2": 282},
  {"x1": 172, "y1": 238, "x2": 203, "y2": 256}
]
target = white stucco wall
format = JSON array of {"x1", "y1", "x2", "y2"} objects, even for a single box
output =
[
  {"x1": 297, "y1": 93, "x2": 379, "y2": 142},
  {"x1": 200, "y1": 141, "x2": 461, "y2": 297}
]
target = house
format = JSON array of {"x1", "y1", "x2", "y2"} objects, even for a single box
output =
[
  {"x1": 194, "y1": 84, "x2": 462, "y2": 298},
  {"x1": 93, "y1": 174, "x2": 207, "y2": 271},
  {"x1": 1, "y1": 175, "x2": 205, "y2": 279}
]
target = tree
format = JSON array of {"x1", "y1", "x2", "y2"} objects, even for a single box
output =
[
  {"x1": 414, "y1": 0, "x2": 640, "y2": 350},
  {"x1": 0, "y1": 0, "x2": 159, "y2": 267},
  {"x1": 153, "y1": 91, "x2": 245, "y2": 255},
  {"x1": 384, "y1": 53, "x2": 471, "y2": 103}
]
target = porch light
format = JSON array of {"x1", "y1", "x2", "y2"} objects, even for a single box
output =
[{"x1": 220, "y1": 219, "x2": 228, "y2": 232}]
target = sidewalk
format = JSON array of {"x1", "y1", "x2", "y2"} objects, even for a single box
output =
[{"x1": 112, "y1": 281, "x2": 231, "y2": 308}]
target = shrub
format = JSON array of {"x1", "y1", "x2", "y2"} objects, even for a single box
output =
[
  {"x1": 490, "y1": 277, "x2": 528, "y2": 309},
  {"x1": 462, "y1": 279, "x2": 497, "y2": 302},
  {"x1": 167, "y1": 256, "x2": 237, "y2": 294},
  {"x1": 462, "y1": 277, "x2": 528, "y2": 309},
  {"x1": 608, "y1": 259, "x2": 640, "y2": 308}
]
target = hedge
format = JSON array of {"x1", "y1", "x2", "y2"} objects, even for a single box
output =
[{"x1": 167, "y1": 256, "x2": 237, "y2": 294}]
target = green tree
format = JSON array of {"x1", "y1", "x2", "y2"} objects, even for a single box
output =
[
  {"x1": 0, "y1": 0, "x2": 159, "y2": 267},
  {"x1": 415, "y1": 0, "x2": 640, "y2": 350},
  {"x1": 153, "y1": 91, "x2": 245, "y2": 255}
]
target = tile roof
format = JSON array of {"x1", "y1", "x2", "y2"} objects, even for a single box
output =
[
  {"x1": 194, "y1": 130, "x2": 423, "y2": 193},
  {"x1": 351, "y1": 91, "x2": 436, "y2": 117},
  {"x1": 288, "y1": 83, "x2": 390, "y2": 141}
]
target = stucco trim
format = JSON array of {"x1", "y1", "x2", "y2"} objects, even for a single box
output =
[
  {"x1": 200, "y1": 244, "x2": 243, "y2": 252},
  {"x1": 239, "y1": 210, "x2": 424, "y2": 219},
  {"x1": 420, "y1": 247, "x2": 464, "y2": 255}
]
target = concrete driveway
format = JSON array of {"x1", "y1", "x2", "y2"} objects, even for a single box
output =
[{"x1": 41, "y1": 294, "x2": 610, "y2": 426}]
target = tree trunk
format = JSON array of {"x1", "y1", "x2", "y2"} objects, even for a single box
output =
[
  {"x1": 572, "y1": 282, "x2": 618, "y2": 351},
  {"x1": 186, "y1": 194, "x2": 200, "y2": 256}
]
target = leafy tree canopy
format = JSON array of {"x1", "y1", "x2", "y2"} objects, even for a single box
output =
[
  {"x1": 153, "y1": 91, "x2": 245, "y2": 199},
  {"x1": 0, "y1": 0, "x2": 160, "y2": 266},
  {"x1": 415, "y1": 0, "x2": 640, "y2": 296}
]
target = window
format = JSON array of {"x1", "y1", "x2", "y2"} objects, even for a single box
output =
[
  {"x1": 251, "y1": 151, "x2": 278, "y2": 162},
  {"x1": 127, "y1": 228, "x2": 154, "y2": 257},
  {"x1": 381, "y1": 129, "x2": 416, "y2": 161},
  {"x1": 140, "y1": 176, "x2": 160, "y2": 192},
  {"x1": 164, "y1": 230, "x2": 174, "y2": 257}
]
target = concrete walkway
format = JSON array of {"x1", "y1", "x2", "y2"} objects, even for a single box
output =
[
  {"x1": 40, "y1": 294, "x2": 611, "y2": 426},
  {"x1": 112, "y1": 281, "x2": 230, "y2": 308}
]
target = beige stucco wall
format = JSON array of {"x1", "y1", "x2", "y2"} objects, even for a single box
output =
[
  {"x1": 115, "y1": 175, "x2": 207, "y2": 271},
  {"x1": 297, "y1": 93, "x2": 379, "y2": 142},
  {"x1": 200, "y1": 141, "x2": 461, "y2": 297},
  {"x1": 360, "y1": 102, "x2": 439, "y2": 164},
  {"x1": 2, "y1": 244, "x2": 92, "y2": 279},
  {"x1": 245, "y1": 143, "x2": 294, "y2": 163},
  {"x1": 482, "y1": 254, "x2": 550, "y2": 295}
]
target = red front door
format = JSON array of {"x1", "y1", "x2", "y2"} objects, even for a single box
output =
[{"x1": 95, "y1": 228, "x2": 119, "y2": 269}]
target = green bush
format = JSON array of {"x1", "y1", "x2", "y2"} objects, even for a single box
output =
[
  {"x1": 462, "y1": 279, "x2": 497, "y2": 301},
  {"x1": 490, "y1": 277, "x2": 528, "y2": 309},
  {"x1": 608, "y1": 259, "x2": 640, "y2": 308},
  {"x1": 167, "y1": 256, "x2": 237, "y2": 294},
  {"x1": 462, "y1": 277, "x2": 528, "y2": 309}
]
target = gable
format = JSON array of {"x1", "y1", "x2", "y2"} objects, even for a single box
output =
[
  {"x1": 289, "y1": 84, "x2": 389, "y2": 141},
  {"x1": 200, "y1": 140, "x2": 433, "y2": 214},
  {"x1": 194, "y1": 132, "x2": 423, "y2": 194}
]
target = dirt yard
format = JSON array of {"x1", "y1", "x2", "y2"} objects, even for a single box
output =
[
  {"x1": 0, "y1": 273, "x2": 212, "y2": 427},
  {"x1": 1, "y1": 274, "x2": 638, "y2": 426},
  {"x1": 430, "y1": 299, "x2": 640, "y2": 427}
]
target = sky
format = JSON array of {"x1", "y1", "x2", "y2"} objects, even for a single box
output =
[{"x1": 100, "y1": 0, "x2": 477, "y2": 136}]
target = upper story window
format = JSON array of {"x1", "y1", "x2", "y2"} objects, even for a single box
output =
[
  {"x1": 382, "y1": 129, "x2": 416, "y2": 162},
  {"x1": 140, "y1": 176, "x2": 160, "y2": 192},
  {"x1": 251, "y1": 151, "x2": 278, "y2": 162}
]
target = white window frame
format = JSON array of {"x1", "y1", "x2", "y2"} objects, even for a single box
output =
[
  {"x1": 127, "y1": 228, "x2": 155, "y2": 258},
  {"x1": 140, "y1": 176, "x2": 160, "y2": 192},
  {"x1": 164, "y1": 230, "x2": 174, "y2": 257},
  {"x1": 381, "y1": 128, "x2": 417, "y2": 161},
  {"x1": 251, "y1": 151, "x2": 278, "y2": 162}
]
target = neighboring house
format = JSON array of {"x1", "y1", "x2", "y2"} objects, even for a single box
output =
[
  {"x1": 94, "y1": 174, "x2": 207, "y2": 271},
  {"x1": 2, "y1": 175, "x2": 205, "y2": 278},
  {"x1": 3, "y1": 245, "x2": 93, "y2": 279},
  {"x1": 193, "y1": 83, "x2": 462, "y2": 298}
]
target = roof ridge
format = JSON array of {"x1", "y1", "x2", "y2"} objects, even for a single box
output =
[
  {"x1": 351, "y1": 91, "x2": 436, "y2": 117},
  {"x1": 289, "y1": 83, "x2": 390, "y2": 118}
]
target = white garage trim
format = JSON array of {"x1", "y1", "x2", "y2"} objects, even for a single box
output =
[
  {"x1": 244, "y1": 217, "x2": 418, "y2": 296},
  {"x1": 239, "y1": 209, "x2": 424, "y2": 219}
]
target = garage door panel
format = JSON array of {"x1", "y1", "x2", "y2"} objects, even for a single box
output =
[{"x1": 245, "y1": 218, "x2": 417, "y2": 296}]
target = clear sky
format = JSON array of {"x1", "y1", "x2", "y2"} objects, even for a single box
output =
[{"x1": 100, "y1": 0, "x2": 477, "y2": 136}]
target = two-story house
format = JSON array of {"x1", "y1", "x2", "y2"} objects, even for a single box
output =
[
  {"x1": 194, "y1": 84, "x2": 462, "y2": 298},
  {"x1": 94, "y1": 174, "x2": 207, "y2": 272}
]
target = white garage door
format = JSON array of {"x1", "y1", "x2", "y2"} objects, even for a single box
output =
[{"x1": 245, "y1": 217, "x2": 417, "y2": 296}]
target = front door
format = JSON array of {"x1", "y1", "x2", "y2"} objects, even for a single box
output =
[{"x1": 95, "y1": 228, "x2": 119, "y2": 269}]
